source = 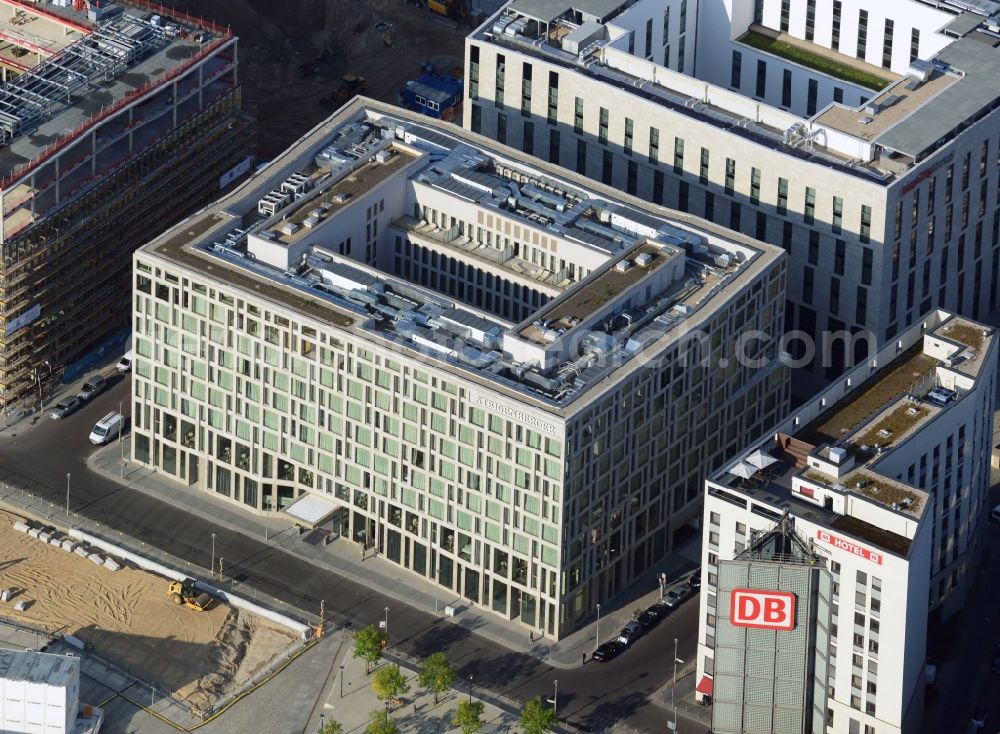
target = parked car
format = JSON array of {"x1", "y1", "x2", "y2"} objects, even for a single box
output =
[
  {"x1": 639, "y1": 603, "x2": 670, "y2": 627},
  {"x1": 77, "y1": 374, "x2": 107, "y2": 402},
  {"x1": 89, "y1": 412, "x2": 123, "y2": 445},
  {"x1": 662, "y1": 585, "x2": 693, "y2": 608},
  {"x1": 116, "y1": 351, "x2": 133, "y2": 373},
  {"x1": 592, "y1": 640, "x2": 625, "y2": 662},
  {"x1": 688, "y1": 568, "x2": 702, "y2": 590},
  {"x1": 617, "y1": 620, "x2": 646, "y2": 646},
  {"x1": 991, "y1": 644, "x2": 1000, "y2": 674},
  {"x1": 971, "y1": 706, "x2": 989, "y2": 728},
  {"x1": 49, "y1": 397, "x2": 80, "y2": 420}
]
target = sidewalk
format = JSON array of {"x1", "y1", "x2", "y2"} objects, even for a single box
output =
[{"x1": 86, "y1": 442, "x2": 702, "y2": 668}]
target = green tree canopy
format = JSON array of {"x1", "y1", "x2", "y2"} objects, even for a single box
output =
[
  {"x1": 353, "y1": 624, "x2": 388, "y2": 673},
  {"x1": 366, "y1": 709, "x2": 399, "y2": 734},
  {"x1": 372, "y1": 663, "x2": 410, "y2": 707},
  {"x1": 418, "y1": 652, "x2": 456, "y2": 704},
  {"x1": 452, "y1": 699, "x2": 485, "y2": 734},
  {"x1": 519, "y1": 695, "x2": 558, "y2": 734},
  {"x1": 319, "y1": 718, "x2": 344, "y2": 734}
]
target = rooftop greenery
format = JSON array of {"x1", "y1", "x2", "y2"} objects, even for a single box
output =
[{"x1": 740, "y1": 31, "x2": 893, "y2": 92}]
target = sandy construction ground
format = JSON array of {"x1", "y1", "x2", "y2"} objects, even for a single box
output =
[{"x1": 0, "y1": 510, "x2": 296, "y2": 712}]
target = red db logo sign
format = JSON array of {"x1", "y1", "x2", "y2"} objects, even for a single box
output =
[{"x1": 730, "y1": 589, "x2": 796, "y2": 631}]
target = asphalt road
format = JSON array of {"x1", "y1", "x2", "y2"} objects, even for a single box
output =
[{"x1": 0, "y1": 375, "x2": 704, "y2": 733}]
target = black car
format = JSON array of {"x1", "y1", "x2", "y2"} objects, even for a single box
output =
[
  {"x1": 688, "y1": 570, "x2": 702, "y2": 590},
  {"x1": 991, "y1": 644, "x2": 1000, "y2": 674},
  {"x1": 592, "y1": 640, "x2": 625, "y2": 662},
  {"x1": 639, "y1": 603, "x2": 670, "y2": 627},
  {"x1": 617, "y1": 621, "x2": 647, "y2": 646}
]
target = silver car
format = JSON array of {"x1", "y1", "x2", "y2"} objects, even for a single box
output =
[
  {"x1": 662, "y1": 585, "x2": 693, "y2": 608},
  {"x1": 77, "y1": 375, "x2": 107, "y2": 402},
  {"x1": 50, "y1": 397, "x2": 81, "y2": 420}
]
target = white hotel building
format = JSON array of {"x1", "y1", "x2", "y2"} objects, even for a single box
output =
[
  {"x1": 465, "y1": 0, "x2": 1000, "y2": 371},
  {"x1": 695, "y1": 311, "x2": 997, "y2": 734},
  {"x1": 128, "y1": 100, "x2": 789, "y2": 638}
]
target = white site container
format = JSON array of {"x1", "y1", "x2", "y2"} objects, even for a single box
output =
[{"x1": 0, "y1": 649, "x2": 80, "y2": 734}]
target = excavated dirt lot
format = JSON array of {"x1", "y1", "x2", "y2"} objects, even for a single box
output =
[
  {"x1": 0, "y1": 510, "x2": 296, "y2": 713},
  {"x1": 158, "y1": 0, "x2": 469, "y2": 158}
]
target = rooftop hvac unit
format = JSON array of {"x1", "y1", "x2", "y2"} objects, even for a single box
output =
[
  {"x1": 829, "y1": 447, "x2": 848, "y2": 464},
  {"x1": 375, "y1": 149, "x2": 394, "y2": 163},
  {"x1": 613, "y1": 259, "x2": 632, "y2": 272},
  {"x1": 906, "y1": 59, "x2": 932, "y2": 82},
  {"x1": 280, "y1": 222, "x2": 300, "y2": 236},
  {"x1": 634, "y1": 252, "x2": 653, "y2": 267},
  {"x1": 714, "y1": 253, "x2": 732, "y2": 268}
]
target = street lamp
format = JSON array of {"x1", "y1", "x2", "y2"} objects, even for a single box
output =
[
  {"x1": 552, "y1": 679, "x2": 558, "y2": 717},
  {"x1": 468, "y1": 674, "x2": 473, "y2": 703},
  {"x1": 318, "y1": 712, "x2": 325, "y2": 733},
  {"x1": 340, "y1": 663, "x2": 345, "y2": 698},
  {"x1": 384, "y1": 606, "x2": 389, "y2": 635},
  {"x1": 65, "y1": 473, "x2": 70, "y2": 517},
  {"x1": 210, "y1": 532, "x2": 216, "y2": 578},
  {"x1": 595, "y1": 603, "x2": 601, "y2": 650}
]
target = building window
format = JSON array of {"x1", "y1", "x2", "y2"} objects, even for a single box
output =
[
  {"x1": 574, "y1": 97, "x2": 584, "y2": 134},
  {"x1": 882, "y1": 19, "x2": 894, "y2": 69},
  {"x1": 803, "y1": 266, "x2": 814, "y2": 303},
  {"x1": 649, "y1": 127, "x2": 659, "y2": 164},
  {"x1": 602, "y1": 149, "x2": 613, "y2": 185},
  {"x1": 522, "y1": 120, "x2": 534, "y2": 155},
  {"x1": 832, "y1": 0, "x2": 842, "y2": 50},
  {"x1": 469, "y1": 44, "x2": 479, "y2": 99},
  {"x1": 857, "y1": 10, "x2": 868, "y2": 60},
  {"x1": 777, "y1": 178, "x2": 789, "y2": 215},
  {"x1": 805, "y1": 0, "x2": 816, "y2": 41},
  {"x1": 548, "y1": 129, "x2": 560, "y2": 164},
  {"x1": 725, "y1": 158, "x2": 736, "y2": 195},
  {"x1": 627, "y1": 160, "x2": 637, "y2": 195},
  {"x1": 470, "y1": 104, "x2": 482, "y2": 134},
  {"x1": 856, "y1": 286, "x2": 868, "y2": 324},
  {"x1": 663, "y1": 6, "x2": 670, "y2": 47},
  {"x1": 862, "y1": 248, "x2": 873, "y2": 285},
  {"x1": 807, "y1": 78, "x2": 818, "y2": 116},
  {"x1": 804, "y1": 187, "x2": 816, "y2": 224},
  {"x1": 780, "y1": 0, "x2": 790, "y2": 33},
  {"x1": 830, "y1": 277, "x2": 840, "y2": 313},
  {"x1": 808, "y1": 231, "x2": 819, "y2": 264},
  {"x1": 750, "y1": 167, "x2": 761, "y2": 203},
  {"x1": 521, "y1": 62, "x2": 532, "y2": 116},
  {"x1": 781, "y1": 69, "x2": 792, "y2": 108},
  {"x1": 644, "y1": 17, "x2": 653, "y2": 58},
  {"x1": 546, "y1": 70, "x2": 558, "y2": 124},
  {"x1": 680, "y1": 0, "x2": 687, "y2": 33},
  {"x1": 678, "y1": 35, "x2": 686, "y2": 73},
  {"x1": 860, "y1": 205, "x2": 872, "y2": 243},
  {"x1": 910, "y1": 28, "x2": 920, "y2": 63},
  {"x1": 834, "y1": 86, "x2": 843, "y2": 103},
  {"x1": 832, "y1": 196, "x2": 843, "y2": 233},
  {"x1": 576, "y1": 139, "x2": 587, "y2": 174},
  {"x1": 497, "y1": 112, "x2": 507, "y2": 145},
  {"x1": 495, "y1": 54, "x2": 505, "y2": 108},
  {"x1": 699, "y1": 147, "x2": 710, "y2": 184},
  {"x1": 674, "y1": 137, "x2": 685, "y2": 174},
  {"x1": 598, "y1": 107, "x2": 609, "y2": 145},
  {"x1": 731, "y1": 50, "x2": 742, "y2": 88},
  {"x1": 624, "y1": 117, "x2": 634, "y2": 155},
  {"x1": 755, "y1": 59, "x2": 767, "y2": 97}
]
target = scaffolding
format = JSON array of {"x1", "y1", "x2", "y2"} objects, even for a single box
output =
[{"x1": 0, "y1": 12, "x2": 167, "y2": 143}]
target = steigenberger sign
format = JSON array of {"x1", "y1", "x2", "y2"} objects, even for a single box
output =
[{"x1": 469, "y1": 391, "x2": 559, "y2": 435}]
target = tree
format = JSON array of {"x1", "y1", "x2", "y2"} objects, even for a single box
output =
[
  {"x1": 372, "y1": 663, "x2": 409, "y2": 708},
  {"x1": 353, "y1": 624, "x2": 388, "y2": 674},
  {"x1": 418, "y1": 652, "x2": 456, "y2": 704},
  {"x1": 452, "y1": 699, "x2": 485, "y2": 734},
  {"x1": 519, "y1": 695, "x2": 558, "y2": 734},
  {"x1": 319, "y1": 719, "x2": 344, "y2": 734},
  {"x1": 366, "y1": 709, "x2": 399, "y2": 734}
]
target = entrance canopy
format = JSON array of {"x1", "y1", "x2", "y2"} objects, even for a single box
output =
[
  {"x1": 696, "y1": 675, "x2": 714, "y2": 696},
  {"x1": 282, "y1": 492, "x2": 342, "y2": 530}
]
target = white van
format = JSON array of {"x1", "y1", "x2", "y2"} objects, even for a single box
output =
[{"x1": 90, "y1": 412, "x2": 123, "y2": 445}]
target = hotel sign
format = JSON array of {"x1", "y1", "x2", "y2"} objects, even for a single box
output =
[
  {"x1": 816, "y1": 529, "x2": 883, "y2": 565},
  {"x1": 469, "y1": 392, "x2": 559, "y2": 435}
]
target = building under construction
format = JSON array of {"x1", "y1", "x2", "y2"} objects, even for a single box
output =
[{"x1": 0, "y1": 0, "x2": 254, "y2": 410}]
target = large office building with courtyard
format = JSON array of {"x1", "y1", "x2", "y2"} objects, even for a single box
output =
[
  {"x1": 0, "y1": 0, "x2": 253, "y2": 410},
  {"x1": 695, "y1": 311, "x2": 997, "y2": 734},
  {"x1": 465, "y1": 0, "x2": 1000, "y2": 370},
  {"x1": 129, "y1": 99, "x2": 789, "y2": 638}
]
